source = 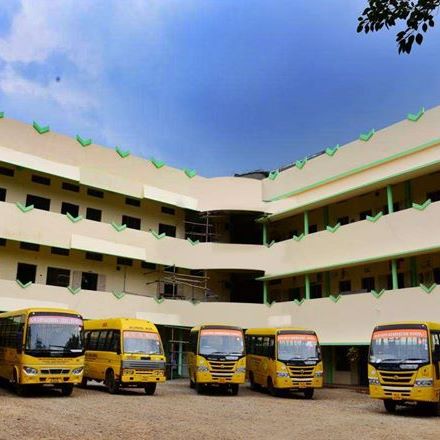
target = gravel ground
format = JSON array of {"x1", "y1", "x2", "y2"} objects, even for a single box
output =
[{"x1": 0, "y1": 380, "x2": 438, "y2": 440}]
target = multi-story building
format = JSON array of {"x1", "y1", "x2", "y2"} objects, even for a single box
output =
[{"x1": 0, "y1": 106, "x2": 439, "y2": 386}]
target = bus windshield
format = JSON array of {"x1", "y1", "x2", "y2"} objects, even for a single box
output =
[
  {"x1": 277, "y1": 333, "x2": 320, "y2": 361},
  {"x1": 199, "y1": 329, "x2": 244, "y2": 356},
  {"x1": 25, "y1": 315, "x2": 83, "y2": 357},
  {"x1": 123, "y1": 331, "x2": 162, "y2": 354},
  {"x1": 370, "y1": 328, "x2": 429, "y2": 363}
]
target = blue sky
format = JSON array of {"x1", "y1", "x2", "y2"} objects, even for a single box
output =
[{"x1": 0, "y1": 1, "x2": 440, "y2": 177}]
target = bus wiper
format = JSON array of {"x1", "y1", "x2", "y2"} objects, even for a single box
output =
[
  {"x1": 207, "y1": 351, "x2": 227, "y2": 355},
  {"x1": 379, "y1": 358, "x2": 402, "y2": 362},
  {"x1": 402, "y1": 358, "x2": 426, "y2": 362}
]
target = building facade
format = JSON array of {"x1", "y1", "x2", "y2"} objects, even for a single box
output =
[{"x1": 0, "y1": 107, "x2": 439, "y2": 385}]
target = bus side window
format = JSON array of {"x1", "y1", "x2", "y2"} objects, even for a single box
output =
[
  {"x1": 255, "y1": 336, "x2": 263, "y2": 356},
  {"x1": 88, "y1": 331, "x2": 99, "y2": 351},
  {"x1": 108, "y1": 331, "x2": 120, "y2": 353},
  {"x1": 190, "y1": 331, "x2": 198, "y2": 353},
  {"x1": 97, "y1": 331, "x2": 109, "y2": 351},
  {"x1": 432, "y1": 332, "x2": 440, "y2": 361}
]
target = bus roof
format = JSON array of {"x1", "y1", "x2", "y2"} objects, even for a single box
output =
[
  {"x1": 245, "y1": 327, "x2": 316, "y2": 336},
  {"x1": 84, "y1": 317, "x2": 159, "y2": 332},
  {"x1": 373, "y1": 321, "x2": 440, "y2": 331},
  {"x1": 190, "y1": 324, "x2": 243, "y2": 332},
  {"x1": 0, "y1": 307, "x2": 82, "y2": 318}
]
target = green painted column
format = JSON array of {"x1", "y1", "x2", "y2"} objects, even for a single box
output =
[
  {"x1": 324, "y1": 272, "x2": 331, "y2": 297},
  {"x1": 263, "y1": 281, "x2": 268, "y2": 304},
  {"x1": 386, "y1": 185, "x2": 394, "y2": 214},
  {"x1": 323, "y1": 206, "x2": 329, "y2": 227},
  {"x1": 404, "y1": 181, "x2": 412, "y2": 209},
  {"x1": 391, "y1": 259, "x2": 399, "y2": 290},
  {"x1": 262, "y1": 222, "x2": 268, "y2": 246},
  {"x1": 305, "y1": 274, "x2": 311, "y2": 300},
  {"x1": 410, "y1": 257, "x2": 418, "y2": 287},
  {"x1": 177, "y1": 328, "x2": 183, "y2": 377},
  {"x1": 304, "y1": 211, "x2": 309, "y2": 236}
]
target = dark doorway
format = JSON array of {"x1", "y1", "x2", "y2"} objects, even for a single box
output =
[
  {"x1": 61, "y1": 202, "x2": 79, "y2": 217},
  {"x1": 229, "y1": 212, "x2": 262, "y2": 244},
  {"x1": 230, "y1": 272, "x2": 263, "y2": 303},
  {"x1": 26, "y1": 194, "x2": 50, "y2": 211},
  {"x1": 159, "y1": 223, "x2": 176, "y2": 237},
  {"x1": 81, "y1": 272, "x2": 98, "y2": 291},
  {"x1": 16, "y1": 263, "x2": 37, "y2": 284}
]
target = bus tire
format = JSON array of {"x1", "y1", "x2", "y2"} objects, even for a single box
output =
[
  {"x1": 195, "y1": 382, "x2": 204, "y2": 395},
  {"x1": 105, "y1": 370, "x2": 119, "y2": 395},
  {"x1": 15, "y1": 383, "x2": 28, "y2": 397},
  {"x1": 304, "y1": 388, "x2": 314, "y2": 399},
  {"x1": 144, "y1": 383, "x2": 157, "y2": 395},
  {"x1": 249, "y1": 372, "x2": 257, "y2": 391},
  {"x1": 267, "y1": 377, "x2": 279, "y2": 397},
  {"x1": 230, "y1": 384, "x2": 239, "y2": 396},
  {"x1": 189, "y1": 375, "x2": 195, "y2": 389},
  {"x1": 79, "y1": 376, "x2": 88, "y2": 388},
  {"x1": 384, "y1": 399, "x2": 397, "y2": 413},
  {"x1": 60, "y1": 384, "x2": 74, "y2": 397}
]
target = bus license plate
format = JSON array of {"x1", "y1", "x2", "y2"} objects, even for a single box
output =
[
  {"x1": 219, "y1": 378, "x2": 226, "y2": 383},
  {"x1": 47, "y1": 378, "x2": 63, "y2": 383},
  {"x1": 298, "y1": 383, "x2": 306, "y2": 388},
  {"x1": 392, "y1": 393, "x2": 402, "y2": 400}
]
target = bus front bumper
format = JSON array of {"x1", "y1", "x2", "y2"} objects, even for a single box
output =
[
  {"x1": 369, "y1": 384, "x2": 440, "y2": 403},
  {"x1": 196, "y1": 371, "x2": 245, "y2": 385},
  {"x1": 275, "y1": 376, "x2": 323, "y2": 389},
  {"x1": 20, "y1": 372, "x2": 83, "y2": 386},
  {"x1": 120, "y1": 369, "x2": 166, "y2": 386}
]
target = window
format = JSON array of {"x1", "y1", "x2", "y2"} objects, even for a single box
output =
[
  {"x1": 427, "y1": 190, "x2": 440, "y2": 203},
  {"x1": 26, "y1": 194, "x2": 50, "y2": 211},
  {"x1": 46, "y1": 267, "x2": 70, "y2": 287},
  {"x1": 117, "y1": 257, "x2": 133, "y2": 266},
  {"x1": 335, "y1": 346, "x2": 351, "y2": 371},
  {"x1": 0, "y1": 187, "x2": 6, "y2": 202},
  {"x1": 163, "y1": 283, "x2": 175, "y2": 296},
  {"x1": 432, "y1": 332, "x2": 440, "y2": 359},
  {"x1": 0, "y1": 238, "x2": 6, "y2": 246},
  {"x1": 81, "y1": 272, "x2": 98, "y2": 290},
  {"x1": 0, "y1": 166, "x2": 14, "y2": 177},
  {"x1": 87, "y1": 188, "x2": 104, "y2": 198},
  {"x1": 158, "y1": 223, "x2": 176, "y2": 237},
  {"x1": 384, "y1": 202, "x2": 400, "y2": 214},
  {"x1": 85, "y1": 252, "x2": 103, "y2": 262},
  {"x1": 20, "y1": 242, "x2": 40, "y2": 252},
  {"x1": 0, "y1": 314, "x2": 24, "y2": 348},
  {"x1": 86, "y1": 331, "x2": 100, "y2": 350},
  {"x1": 122, "y1": 215, "x2": 141, "y2": 230},
  {"x1": 337, "y1": 216, "x2": 349, "y2": 225},
  {"x1": 96, "y1": 331, "x2": 109, "y2": 351},
  {"x1": 339, "y1": 280, "x2": 352, "y2": 293},
  {"x1": 31, "y1": 174, "x2": 51, "y2": 186},
  {"x1": 125, "y1": 197, "x2": 140, "y2": 207},
  {"x1": 289, "y1": 287, "x2": 301, "y2": 301},
  {"x1": 161, "y1": 206, "x2": 175, "y2": 215},
  {"x1": 141, "y1": 261, "x2": 156, "y2": 270},
  {"x1": 16, "y1": 263, "x2": 37, "y2": 284},
  {"x1": 309, "y1": 224, "x2": 318, "y2": 233},
  {"x1": 61, "y1": 202, "x2": 79, "y2": 217},
  {"x1": 86, "y1": 207, "x2": 102, "y2": 222},
  {"x1": 361, "y1": 277, "x2": 375, "y2": 292},
  {"x1": 359, "y1": 210, "x2": 372, "y2": 221},
  {"x1": 62, "y1": 182, "x2": 80, "y2": 192},
  {"x1": 387, "y1": 273, "x2": 406, "y2": 289},
  {"x1": 434, "y1": 268, "x2": 440, "y2": 285},
  {"x1": 51, "y1": 247, "x2": 70, "y2": 256},
  {"x1": 310, "y1": 283, "x2": 322, "y2": 299}
]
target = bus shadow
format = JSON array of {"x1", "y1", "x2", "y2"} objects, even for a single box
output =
[
  {"x1": 368, "y1": 405, "x2": 439, "y2": 419},
  {"x1": 84, "y1": 383, "x2": 148, "y2": 396},
  {"x1": 0, "y1": 380, "x2": 70, "y2": 398}
]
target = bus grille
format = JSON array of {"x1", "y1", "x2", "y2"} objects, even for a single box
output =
[
  {"x1": 40, "y1": 369, "x2": 70, "y2": 375},
  {"x1": 208, "y1": 360, "x2": 236, "y2": 378},
  {"x1": 288, "y1": 365, "x2": 314, "y2": 379},
  {"x1": 378, "y1": 370, "x2": 415, "y2": 385},
  {"x1": 122, "y1": 360, "x2": 165, "y2": 370}
]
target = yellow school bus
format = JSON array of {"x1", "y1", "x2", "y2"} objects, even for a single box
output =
[
  {"x1": 188, "y1": 324, "x2": 246, "y2": 395},
  {"x1": 245, "y1": 327, "x2": 323, "y2": 398},
  {"x1": 0, "y1": 308, "x2": 84, "y2": 396},
  {"x1": 83, "y1": 318, "x2": 166, "y2": 394},
  {"x1": 369, "y1": 322, "x2": 440, "y2": 414}
]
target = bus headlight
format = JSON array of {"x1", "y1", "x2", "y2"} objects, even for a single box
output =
[
  {"x1": 197, "y1": 366, "x2": 209, "y2": 372},
  {"x1": 368, "y1": 378, "x2": 380, "y2": 385},
  {"x1": 236, "y1": 367, "x2": 246, "y2": 373},
  {"x1": 23, "y1": 367, "x2": 38, "y2": 376},
  {"x1": 277, "y1": 372, "x2": 290, "y2": 377},
  {"x1": 414, "y1": 379, "x2": 433, "y2": 387},
  {"x1": 72, "y1": 367, "x2": 84, "y2": 375},
  {"x1": 315, "y1": 371, "x2": 323, "y2": 377}
]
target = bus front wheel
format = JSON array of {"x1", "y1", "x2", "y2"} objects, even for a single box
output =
[
  {"x1": 267, "y1": 377, "x2": 279, "y2": 397},
  {"x1": 144, "y1": 383, "x2": 157, "y2": 395},
  {"x1": 15, "y1": 384, "x2": 28, "y2": 397},
  {"x1": 384, "y1": 399, "x2": 397, "y2": 413},
  {"x1": 105, "y1": 370, "x2": 119, "y2": 394},
  {"x1": 60, "y1": 384, "x2": 74, "y2": 397},
  {"x1": 304, "y1": 388, "x2": 314, "y2": 399},
  {"x1": 230, "y1": 384, "x2": 239, "y2": 396},
  {"x1": 189, "y1": 377, "x2": 195, "y2": 389},
  {"x1": 195, "y1": 382, "x2": 204, "y2": 395},
  {"x1": 249, "y1": 373, "x2": 257, "y2": 391}
]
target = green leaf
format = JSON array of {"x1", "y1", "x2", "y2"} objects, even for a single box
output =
[
  {"x1": 329, "y1": 294, "x2": 342, "y2": 303},
  {"x1": 295, "y1": 158, "x2": 307, "y2": 169},
  {"x1": 187, "y1": 238, "x2": 200, "y2": 246},
  {"x1": 412, "y1": 199, "x2": 431, "y2": 211},
  {"x1": 292, "y1": 233, "x2": 305, "y2": 242},
  {"x1": 359, "y1": 129, "x2": 375, "y2": 142},
  {"x1": 66, "y1": 212, "x2": 83, "y2": 223},
  {"x1": 371, "y1": 288, "x2": 385, "y2": 299},
  {"x1": 16, "y1": 202, "x2": 34, "y2": 213},
  {"x1": 154, "y1": 296, "x2": 165, "y2": 304},
  {"x1": 407, "y1": 107, "x2": 424, "y2": 122},
  {"x1": 366, "y1": 211, "x2": 383, "y2": 222},
  {"x1": 16, "y1": 279, "x2": 32, "y2": 289},
  {"x1": 326, "y1": 222, "x2": 341, "y2": 233},
  {"x1": 151, "y1": 158, "x2": 165, "y2": 169},
  {"x1": 151, "y1": 230, "x2": 166, "y2": 240},
  {"x1": 111, "y1": 221, "x2": 127, "y2": 232},
  {"x1": 293, "y1": 298, "x2": 305, "y2": 306},
  {"x1": 76, "y1": 135, "x2": 92, "y2": 147},
  {"x1": 112, "y1": 290, "x2": 125, "y2": 299},
  {"x1": 268, "y1": 169, "x2": 280, "y2": 180},
  {"x1": 184, "y1": 168, "x2": 197, "y2": 178},
  {"x1": 325, "y1": 145, "x2": 339, "y2": 156},
  {"x1": 67, "y1": 286, "x2": 81, "y2": 295},
  {"x1": 33, "y1": 121, "x2": 50, "y2": 134},
  {"x1": 420, "y1": 283, "x2": 436, "y2": 294},
  {"x1": 115, "y1": 146, "x2": 130, "y2": 158}
]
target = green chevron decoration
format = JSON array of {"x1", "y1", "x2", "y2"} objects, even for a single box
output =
[
  {"x1": 112, "y1": 290, "x2": 125, "y2": 299},
  {"x1": 190, "y1": 298, "x2": 200, "y2": 306},
  {"x1": 16, "y1": 202, "x2": 34, "y2": 213},
  {"x1": 412, "y1": 199, "x2": 431, "y2": 211},
  {"x1": 326, "y1": 222, "x2": 341, "y2": 233},
  {"x1": 76, "y1": 135, "x2": 92, "y2": 147},
  {"x1": 420, "y1": 283, "x2": 436, "y2": 294},
  {"x1": 66, "y1": 213, "x2": 83, "y2": 223},
  {"x1": 264, "y1": 299, "x2": 276, "y2": 307},
  {"x1": 371, "y1": 288, "x2": 385, "y2": 299},
  {"x1": 16, "y1": 279, "x2": 32, "y2": 289},
  {"x1": 0, "y1": 112, "x2": 4, "y2": 118},
  {"x1": 154, "y1": 296, "x2": 165, "y2": 304},
  {"x1": 366, "y1": 212, "x2": 383, "y2": 223},
  {"x1": 151, "y1": 158, "x2": 165, "y2": 169},
  {"x1": 292, "y1": 233, "x2": 305, "y2": 242},
  {"x1": 268, "y1": 169, "x2": 280, "y2": 180},
  {"x1": 184, "y1": 168, "x2": 197, "y2": 178},
  {"x1": 265, "y1": 240, "x2": 276, "y2": 248},
  {"x1": 359, "y1": 129, "x2": 375, "y2": 142},
  {"x1": 187, "y1": 237, "x2": 200, "y2": 246},
  {"x1": 33, "y1": 121, "x2": 50, "y2": 134},
  {"x1": 293, "y1": 298, "x2": 305, "y2": 306},
  {"x1": 67, "y1": 286, "x2": 81, "y2": 295},
  {"x1": 325, "y1": 145, "x2": 339, "y2": 156},
  {"x1": 151, "y1": 230, "x2": 166, "y2": 240},
  {"x1": 111, "y1": 221, "x2": 127, "y2": 232},
  {"x1": 329, "y1": 294, "x2": 342, "y2": 303},
  {"x1": 295, "y1": 158, "x2": 307, "y2": 169},
  {"x1": 407, "y1": 107, "x2": 424, "y2": 122},
  {"x1": 115, "y1": 146, "x2": 130, "y2": 158}
]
